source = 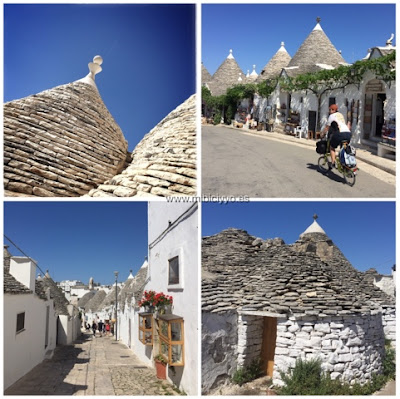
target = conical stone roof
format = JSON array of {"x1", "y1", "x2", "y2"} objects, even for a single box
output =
[
  {"x1": 285, "y1": 20, "x2": 346, "y2": 77},
  {"x1": 4, "y1": 56, "x2": 129, "y2": 197},
  {"x1": 202, "y1": 227, "x2": 393, "y2": 316},
  {"x1": 257, "y1": 42, "x2": 292, "y2": 82},
  {"x1": 85, "y1": 289, "x2": 107, "y2": 312},
  {"x1": 201, "y1": 63, "x2": 212, "y2": 85},
  {"x1": 87, "y1": 94, "x2": 196, "y2": 197},
  {"x1": 208, "y1": 50, "x2": 245, "y2": 96},
  {"x1": 97, "y1": 285, "x2": 121, "y2": 310},
  {"x1": 78, "y1": 291, "x2": 96, "y2": 308},
  {"x1": 118, "y1": 261, "x2": 148, "y2": 312}
]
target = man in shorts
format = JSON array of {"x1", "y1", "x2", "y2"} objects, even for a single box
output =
[{"x1": 323, "y1": 104, "x2": 352, "y2": 168}]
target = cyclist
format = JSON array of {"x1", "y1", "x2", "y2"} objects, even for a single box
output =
[{"x1": 322, "y1": 104, "x2": 352, "y2": 169}]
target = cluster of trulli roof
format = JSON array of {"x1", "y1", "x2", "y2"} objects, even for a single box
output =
[
  {"x1": 4, "y1": 56, "x2": 196, "y2": 197},
  {"x1": 79, "y1": 262, "x2": 148, "y2": 315},
  {"x1": 202, "y1": 18, "x2": 379, "y2": 95}
]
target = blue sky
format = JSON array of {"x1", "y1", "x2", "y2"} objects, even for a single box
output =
[
  {"x1": 202, "y1": 202, "x2": 396, "y2": 275},
  {"x1": 202, "y1": 3, "x2": 396, "y2": 75},
  {"x1": 4, "y1": 202, "x2": 148, "y2": 285},
  {"x1": 4, "y1": 4, "x2": 196, "y2": 151}
]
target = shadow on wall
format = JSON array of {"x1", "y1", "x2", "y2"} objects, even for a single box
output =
[
  {"x1": 169, "y1": 365, "x2": 183, "y2": 391},
  {"x1": 145, "y1": 345, "x2": 153, "y2": 361}
]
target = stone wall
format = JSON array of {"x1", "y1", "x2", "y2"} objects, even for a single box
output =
[
  {"x1": 87, "y1": 94, "x2": 196, "y2": 197},
  {"x1": 237, "y1": 314, "x2": 263, "y2": 367},
  {"x1": 4, "y1": 82, "x2": 128, "y2": 197},
  {"x1": 273, "y1": 313, "x2": 385, "y2": 386},
  {"x1": 382, "y1": 306, "x2": 396, "y2": 345},
  {"x1": 202, "y1": 311, "x2": 238, "y2": 394}
]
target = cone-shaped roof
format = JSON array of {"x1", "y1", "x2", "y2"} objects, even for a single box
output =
[
  {"x1": 97, "y1": 285, "x2": 121, "y2": 310},
  {"x1": 202, "y1": 227, "x2": 393, "y2": 316},
  {"x1": 257, "y1": 42, "x2": 292, "y2": 82},
  {"x1": 39, "y1": 275, "x2": 70, "y2": 315},
  {"x1": 118, "y1": 260, "x2": 149, "y2": 312},
  {"x1": 300, "y1": 217, "x2": 327, "y2": 237},
  {"x1": 85, "y1": 289, "x2": 107, "y2": 312},
  {"x1": 201, "y1": 63, "x2": 212, "y2": 84},
  {"x1": 4, "y1": 56, "x2": 128, "y2": 198},
  {"x1": 208, "y1": 49, "x2": 245, "y2": 96},
  {"x1": 285, "y1": 19, "x2": 346, "y2": 76},
  {"x1": 87, "y1": 94, "x2": 196, "y2": 197},
  {"x1": 78, "y1": 291, "x2": 96, "y2": 308}
]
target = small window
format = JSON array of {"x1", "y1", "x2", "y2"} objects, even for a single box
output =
[
  {"x1": 168, "y1": 256, "x2": 179, "y2": 285},
  {"x1": 16, "y1": 312, "x2": 25, "y2": 333}
]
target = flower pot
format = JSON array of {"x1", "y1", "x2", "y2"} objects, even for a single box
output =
[
  {"x1": 145, "y1": 305, "x2": 155, "y2": 313},
  {"x1": 155, "y1": 360, "x2": 167, "y2": 380}
]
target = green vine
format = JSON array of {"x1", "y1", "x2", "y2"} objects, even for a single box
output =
[
  {"x1": 281, "y1": 51, "x2": 395, "y2": 94},
  {"x1": 202, "y1": 51, "x2": 395, "y2": 124}
]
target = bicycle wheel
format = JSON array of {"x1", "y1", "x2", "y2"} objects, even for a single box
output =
[
  {"x1": 343, "y1": 168, "x2": 356, "y2": 186},
  {"x1": 318, "y1": 155, "x2": 330, "y2": 173}
]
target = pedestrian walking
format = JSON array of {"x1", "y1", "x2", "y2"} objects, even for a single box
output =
[
  {"x1": 92, "y1": 321, "x2": 97, "y2": 338},
  {"x1": 98, "y1": 320, "x2": 104, "y2": 337},
  {"x1": 106, "y1": 322, "x2": 110, "y2": 336}
]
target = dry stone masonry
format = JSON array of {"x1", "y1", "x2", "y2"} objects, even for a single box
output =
[
  {"x1": 4, "y1": 81, "x2": 128, "y2": 197},
  {"x1": 87, "y1": 94, "x2": 197, "y2": 197},
  {"x1": 201, "y1": 224, "x2": 395, "y2": 393},
  {"x1": 4, "y1": 56, "x2": 197, "y2": 197}
]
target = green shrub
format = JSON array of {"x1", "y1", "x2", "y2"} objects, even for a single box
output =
[
  {"x1": 213, "y1": 111, "x2": 221, "y2": 125},
  {"x1": 277, "y1": 351, "x2": 396, "y2": 396},
  {"x1": 232, "y1": 358, "x2": 262, "y2": 386},
  {"x1": 383, "y1": 345, "x2": 396, "y2": 380}
]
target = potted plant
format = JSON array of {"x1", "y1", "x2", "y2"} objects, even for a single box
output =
[
  {"x1": 154, "y1": 292, "x2": 173, "y2": 315},
  {"x1": 154, "y1": 354, "x2": 167, "y2": 380},
  {"x1": 138, "y1": 290, "x2": 157, "y2": 312},
  {"x1": 138, "y1": 290, "x2": 173, "y2": 315}
]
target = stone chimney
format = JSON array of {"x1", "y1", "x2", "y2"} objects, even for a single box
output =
[{"x1": 9, "y1": 257, "x2": 37, "y2": 291}]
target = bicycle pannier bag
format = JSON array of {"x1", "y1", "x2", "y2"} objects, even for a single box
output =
[
  {"x1": 340, "y1": 147, "x2": 357, "y2": 168},
  {"x1": 316, "y1": 140, "x2": 327, "y2": 154}
]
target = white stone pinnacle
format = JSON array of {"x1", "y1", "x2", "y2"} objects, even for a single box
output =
[
  {"x1": 77, "y1": 55, "x2": 103, "y2": 88},
  {"x1": 300, "y1": 220, "x2": 327, "y2": 237},
  {"x1": 227, "y1": 49, "x2": 234, "y2": 59}
]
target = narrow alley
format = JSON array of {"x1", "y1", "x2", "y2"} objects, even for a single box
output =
[{"x1": 5, "y1": 331, "x2": 183, "y2": 396}]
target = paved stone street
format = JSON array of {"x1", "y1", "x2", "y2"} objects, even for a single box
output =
[
  {"x1": 5, "y1": 332, "x2": 182, "y2": 396},
  {"x1": 202, "y1": 125, "x2": 396, "y2": 198}
]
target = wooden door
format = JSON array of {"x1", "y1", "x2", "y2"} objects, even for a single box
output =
[
  {"x1": 308, "y1": 111, "x2": 316, "y2": 134},
  {"x1": 260, "y1": 317, "x2": 277, "y2": 377}
]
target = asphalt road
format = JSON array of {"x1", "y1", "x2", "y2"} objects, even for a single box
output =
[{"x1": 202, "y1": 125, "x2": 395, "y2": 198}]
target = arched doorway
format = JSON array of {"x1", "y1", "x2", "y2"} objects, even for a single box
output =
[{"x1": 363, "y1": 79, "x2": 386, "y2": 140}]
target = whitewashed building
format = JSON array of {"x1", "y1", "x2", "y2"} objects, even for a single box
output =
[
  {"x1": 132, "y1": 202, "x2": 199, "y2": 395},
  {"x1": 3, "y1": 246, "x2": 58, "y2": 390}
]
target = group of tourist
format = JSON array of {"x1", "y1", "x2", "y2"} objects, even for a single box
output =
[{"x1": 85, "y1": 320, "x2": 113, "y2": 337}]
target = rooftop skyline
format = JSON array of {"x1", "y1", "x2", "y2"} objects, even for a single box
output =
[
  {"x1": 4, "y1": 4, "x2": 196, "y2": 152},
  {"x1": 202, "y1": 3, "x2": 395, "y2": 76},
  {"x1": 202, "y1": 202, "x2": 395, "y2": 276}
]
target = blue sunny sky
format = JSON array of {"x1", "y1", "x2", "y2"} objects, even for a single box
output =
[
  {"x1": 4, "y1": 4, "x2": 196, "y2": 151},
  {"x1": 202, "y1": 3, "x2": 396, "y2": 75},
  {"x1": 4, "y1": 202, "x2": 148, "y2": 286},
  {"x1": 202, "y1": 202, "x2": 396, "y2": 275}
]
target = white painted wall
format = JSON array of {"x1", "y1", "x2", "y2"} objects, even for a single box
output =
[
  {"x1": 135, "y1": 202, "x2": 199, "y2": 395},
  {"x1": 4, "y1": 293, "x2": 57, "y2": 389},
  {"x1": 9, "y1": 257, "x2": 36, "y2": 291}
]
